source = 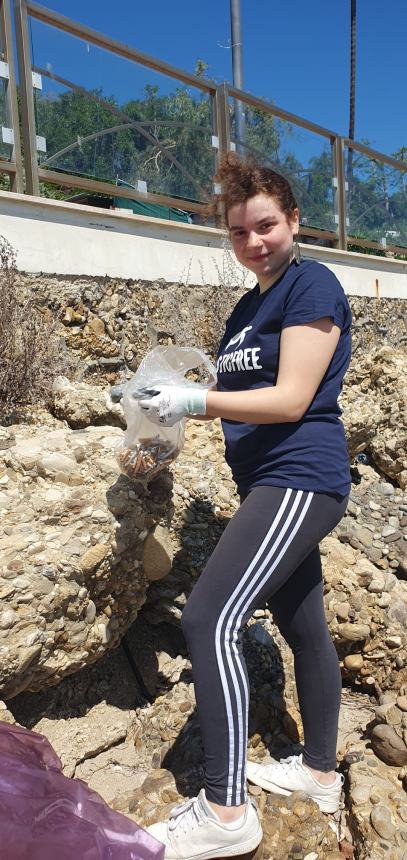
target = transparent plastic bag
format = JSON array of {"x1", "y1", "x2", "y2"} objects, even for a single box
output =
[
  {"x1": 116, "y1": 346, "x2": 217, "y2": 482},
  {"x1": 0, "y1": 720, "x2": 164, "y2": 860}
]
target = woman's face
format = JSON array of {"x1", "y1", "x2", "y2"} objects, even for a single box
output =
[{"x1": 228, "y1": 193, "x2": 299, "y2": 289}]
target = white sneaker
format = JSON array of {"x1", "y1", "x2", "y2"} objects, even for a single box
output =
[
  {"x1": 146, "y1": 788, "x2": 263, "y2": 859},
  {"x1": 246, "y1": 754, "x2": 343, "y2": 814}
]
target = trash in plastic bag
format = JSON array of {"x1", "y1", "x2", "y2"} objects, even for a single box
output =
[
  {"x1": 0, "y1": 720, "x2": 164, "y2": 860},
  {"x1": 116, "y1": 346, "x2": 217, "y2": 482}
]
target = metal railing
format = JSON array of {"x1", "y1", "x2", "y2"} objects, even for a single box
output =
[
  {"x1": 0, "y1": 0, "x2": 23, "y2": 191},
  {"x1": 2, "y1": 0, "x2": 406, "y2": 256}
]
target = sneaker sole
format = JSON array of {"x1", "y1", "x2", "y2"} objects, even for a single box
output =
[
  {"x1": 246, "y1": 773, "x2": 340, "y2": 814},
  {"x1": 164, "y1": 829, "x2": 263, "y2": 860}
]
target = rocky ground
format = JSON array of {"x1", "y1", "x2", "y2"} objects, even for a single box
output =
[{"x1": 0, "y1": 274, "x2": 406, "y2": 858}]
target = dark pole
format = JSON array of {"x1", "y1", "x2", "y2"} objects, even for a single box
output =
[
  {"x1": 230, "y1": 0, "x2": 245, "y2": 149},
  {"x1": 347, "y1": 0, "x2": 356, "y2": 187}
]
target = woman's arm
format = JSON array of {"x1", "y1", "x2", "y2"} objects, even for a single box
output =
[{"x1": 205, "y1": 318, "x2": 340, "y2": 424}]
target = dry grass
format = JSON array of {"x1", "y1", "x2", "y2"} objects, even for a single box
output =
[{"x1": 0, "y1": 237, "x2": 72, "y2": 421}]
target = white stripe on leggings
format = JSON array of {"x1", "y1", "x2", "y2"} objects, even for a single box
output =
[
  {"x1": 214, "y1": 488, "x2": 293, "y2": 805},
  {"x1": 231, "y1": 490, "x2": 314, "y2": 802},
  {"x1": 215, "y1": 488, "x2": 314, "y2": 805}
]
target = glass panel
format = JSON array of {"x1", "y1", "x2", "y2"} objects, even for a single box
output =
[
  {"x1": 0, "y1": 24, "x2": 11, "y2": 162},
  {"x1": 230, "y1": 96, "x2": 336, "y2": 234},
  {"x1": 346, "y1": 146, "x2": 407, "y2": 250},
  {"x1": 30, "y1": 19, "x2": 215, "y2": 204}
]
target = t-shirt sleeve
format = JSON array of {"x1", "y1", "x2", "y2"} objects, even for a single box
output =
[{"x1": 282, "y1": 263, "x2": 348, "y2": 331}]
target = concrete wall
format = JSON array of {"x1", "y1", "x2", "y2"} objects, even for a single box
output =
[{"x1": 0, "y1": 190, "x2": 406, "y2": 299}]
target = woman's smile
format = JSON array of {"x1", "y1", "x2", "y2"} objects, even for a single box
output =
[{"x1": 228, "y1": 192, "x2": 299, "y2": 291}]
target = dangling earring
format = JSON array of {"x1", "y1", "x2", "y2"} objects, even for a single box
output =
[{"x1": 293, "y1": 237, "x2": 301, "y2": 265}]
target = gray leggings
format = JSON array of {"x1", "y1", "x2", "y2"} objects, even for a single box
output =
[{"x1": 181, "y1": 485, "x2": 348, "y2": 806}]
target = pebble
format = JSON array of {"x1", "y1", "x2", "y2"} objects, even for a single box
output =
[
  {"x1": 85, "y1": 601, "x2": 97, "y2": 624},
  {"x1": 386, "y1": 636, "x2": 402, "y2": 649},
  {"x1": 370, "y1": 804, "x2": 396, "y2": 839},
  {"x1": 344, "y1": 654, "x2": 364, "y2": 671},
  {"x1": 337, "y1": 623, "x2": 371, "y2": 642},
  {"x1": 379, "y1": 483, "x2": 395, "y2": 496}
]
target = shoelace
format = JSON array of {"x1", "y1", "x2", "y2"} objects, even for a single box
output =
[
  {"x1": 168, "y1": 796, "x2": 203, "y2": 835},
  {"x1": 277, "y1": 754, "x2": 303, "y2": 774},
  {"x1": 276, "y1": 755, "x2": 344, "y2": 787}
]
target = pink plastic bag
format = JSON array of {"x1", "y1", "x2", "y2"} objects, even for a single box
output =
[{"x1": 0, "y1": 720, "x2": 164, "y2": 860}]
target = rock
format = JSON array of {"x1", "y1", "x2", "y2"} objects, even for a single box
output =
[
  {"x1": 342, "y1": 394, "x2": 382, "y2": 459},
  {"x1": 367, "y1": 574, "x2": 385, "y2": 593},
  {"x1": 0, "y1": 701, "x2": 16, "y2": 724},
  {"x1": 52, "y1": 376, "x2": 125, "y2": 430},
  {"x1": 79, "y1": 544, "x2": 109, "y2": 574},
  {"x1": 388, "y1": 599, "x2": 407, "y2": 628},
  {"x1": 337, "y1": 623, "x2": 371, "y2": 642},
  {"x1": 350, "y1": 783, "x2": 370, "y2": 805},
  {"x1": 36, "y1": 701, "x2": 130, "y2": 777},
  {"x1": 354, "y1": 527, "x2": 373, "y2": 548},
  {"x1": 142, "y1": 525, "x2": 173, "y2": 582},
  {"x1": 353, "y1": 558, "x2": 378, "y2": 583},
  {"x1": 0, "y1": 422, "x2": 171, "y2": 698},
  {"x1": 370, "y1": 804, "x2": 396, "y2": 839},
  {"x1": 62, "y1": 303, "x2": 87, "y2": 325},
  {"x1": 386, "y1": 635, "x2": 402, "y2": 649},
  {"x1": 344, "y1": 654, "x2": 364, "y2": 672},
  {"x1": 379, "y1": 481, "x2": 396, "y2": 496},
  {"x1": 0, "y1": 428, "x2": 15, "y2": 449},
  {"x1": 85, "y1": 600, "x2": 97, "y2": 624},
  {"x1": 371, "y1": 724, "x2": 407, "y2": 766},
  {"x1": 382, "y1": 524, "x2": 398, "y2": 538}
]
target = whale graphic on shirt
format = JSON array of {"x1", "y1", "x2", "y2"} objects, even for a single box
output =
[{"x1": 224, "y1": 325, "x2": 253, "y2": 351}]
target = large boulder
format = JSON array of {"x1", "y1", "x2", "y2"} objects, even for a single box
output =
[{"x1": 0, "y1": 418, "x2": 174, "y2": 698}]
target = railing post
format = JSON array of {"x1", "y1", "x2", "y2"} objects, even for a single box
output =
[
  {"x1": 214, "y1": 82, "x2": 230, "y2": 161},
  {"x1": 13, "y1": 0, "x2": 40, "y2": 195},
  {"x1": 213, "y1": 83, "x2": 231, "y2": 226},
  {"x1": 0, "y1": 0, "x2": 23, "y2": 191},
  {"x1": 333, "y1": 135, "x2": 347, "y2": 250}
]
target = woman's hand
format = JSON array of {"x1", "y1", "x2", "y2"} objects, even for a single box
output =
[{"x1": 138, "y1": 384, "x2": 208, "y2": 426}]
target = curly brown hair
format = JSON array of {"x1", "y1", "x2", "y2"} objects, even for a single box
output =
[{"x1": 208, "y1": 152, "x2": 298, "y2": 227}]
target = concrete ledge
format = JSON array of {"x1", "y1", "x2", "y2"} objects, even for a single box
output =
[{"x1": 0, "y1": 190, "x2": 406, "y2": 298}]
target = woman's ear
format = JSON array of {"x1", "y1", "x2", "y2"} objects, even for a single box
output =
[{"x1": 291, "y1": 208, "x2": 300, "y2": 235}]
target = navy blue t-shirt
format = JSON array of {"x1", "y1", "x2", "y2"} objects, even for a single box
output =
[{"x1": 216, "y1": 259, "x2": 352, "y2": 496}]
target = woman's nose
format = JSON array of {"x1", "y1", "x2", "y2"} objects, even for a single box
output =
[{"x1": 246, "y1": 231, "x2": 262, "y2": 247}]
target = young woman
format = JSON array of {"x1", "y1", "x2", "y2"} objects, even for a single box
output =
[{"x1": 140, "y1": 155, "x2": 352, "y2": 859}]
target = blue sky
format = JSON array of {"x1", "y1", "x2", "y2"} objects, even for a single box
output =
[{"x1": 28, "y1": 0, "x2": 406, "y2": 158}]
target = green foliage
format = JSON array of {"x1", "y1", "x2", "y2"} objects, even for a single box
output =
[
  {"x1": 35, "y1": 84, "x2": 214, "y2": 201},
  {"x1": 347, "y1": 147, "x2": 407, "y2": 248}
]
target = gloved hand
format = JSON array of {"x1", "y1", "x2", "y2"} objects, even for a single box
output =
[{"x1": 138, "y1": 384, "x2": 208, "y2": 427}]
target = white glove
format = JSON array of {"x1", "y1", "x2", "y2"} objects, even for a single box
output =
[{"x1": 138, "y1": 384, "x2": 208, "y2": 427}]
